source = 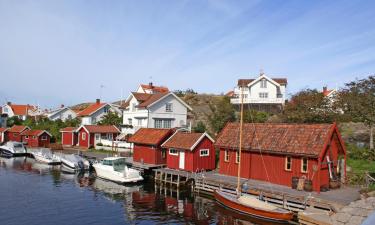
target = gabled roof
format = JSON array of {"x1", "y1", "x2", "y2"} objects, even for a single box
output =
[
  {"x1": 140, "y1": 84, "x2": 169, "y2": 93},
  {"x1": 78, "y1": 125, "x2": 120, "y2": 134},
  {"x1": 48, "y1": 107, "x2": 76, "y2": 117},
  {"x1": 127, "y1": 92, "x2": 192, "y2": 111},
  {"x1": 128, "y1": 128, "x2": 174, "y2": 145},
  {"x1": 0, "y1": 127, "x2": 9, "y2": 133},
  {"x1": 138, "y1": 92, "x2": 169, "y2": 108},
  {"x1": 162, "y1": 132, "x2": 214, "y2": 151},
  {"x1": 323, "y1": 89, "x2": 336, "y2": 97},
  {"x1": 21, "y1": 129, "x2": 52, "y2": 137},
  {"x1": 77, "y1": 103, "x2": 107, "y2": 116},
  {"x1": 238, "y1": 77, "x2": 287, "y2": 86},
  {"x1": 6, "y1": 104, "x2": 37, "y2": 116},
  {"x1": 215, "y1": 122, "x2": 340, "y2": 157},
  {"x1": 8, "y1": 125, "x2": 30, "y2": 133},
  {"x1": 60, "y1": 127, "x2": 77, "y2": 132}
]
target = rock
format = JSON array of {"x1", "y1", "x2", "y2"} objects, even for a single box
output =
[
  {"x1": 347, "y1": 215, "x2": 364, "y2": 225},
  {"x1": 335, "y1": 213, "x2": 351, "y2": 223},
  {"x1": 332, "y1": 220, "x2": 345, "y2": 225},
  {"x1": 360, "y1": 209, "x2": 374, "y2": 217}
]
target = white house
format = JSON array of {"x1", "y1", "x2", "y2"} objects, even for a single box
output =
[
  {"x1": 136, "y1": 82, "x2": 169, "y2": 94},
  {"x1": 77, "y1": 99, "x2": 122, "y2": 125},
  {"x1": 230, "y1": 73, "x2": 287, "y2": 112},
  {"x1": 1, "y1": 102, "x2": 42, "y2": 120},
  {"x1": 47, "y1": 105, "x2": 77, "y2": 121},
  {"x1": 121, "y1": 91, "x2": 192, "y2": 134}
]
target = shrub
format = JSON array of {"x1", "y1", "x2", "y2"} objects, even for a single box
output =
[
  {"x1": 96, "y1": 143, "x2": 103, "y2": 146},
  {"x1": 346, "y1": 144, "x2": 374, "y2": 161}
]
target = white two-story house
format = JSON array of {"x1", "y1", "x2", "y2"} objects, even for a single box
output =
[
  {"x1": 47, "y1": 105, "x2": 77, "y2": 122},
  {"x1": 1, "y1": 102, "x2": 42, "y2": 120},
  {"x1": 77, "y1": 99, "x2": 122, "y2": 125},
  {"x1": 121, "y1": 91, "x2": 192, "y2": 134},
  {"x1": 230, "y1": 73, "x2": 287, "y2": 112}
]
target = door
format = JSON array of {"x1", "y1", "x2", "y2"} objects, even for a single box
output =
[{"x1": 179, "y1": 151, "x2": 185, "y2": 170}]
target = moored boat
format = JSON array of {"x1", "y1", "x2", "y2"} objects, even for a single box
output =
[
  {"x1": 0, "y1": 141, "x2": 28, "y2": 157},
  {"x1": 59, "y1": 153, "x2": 91, "y2": 173},
  {"x1": 93, "y1": 157, "x2": 143, "y2": 184},
  {"x1": 31, "y1": 149, "x2": 61, "y2": 165}
]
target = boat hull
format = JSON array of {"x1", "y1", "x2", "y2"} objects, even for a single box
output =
[
  {"x1": 33, "y1": 154, "x2": 61, "y2": 165},
  {"x1": 93, "y1": 165, "x2": 143, "y2": 184},
  {"x1": 214, "y1": 190, "x2": 293, "y2": 222},
  {"x1": 0, "y1": 147, "x2": 28, "y2": 157}
]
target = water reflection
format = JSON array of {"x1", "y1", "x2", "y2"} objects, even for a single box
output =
[{"x1": 0, "y1": 157, "x2": 284, "y2": 225}]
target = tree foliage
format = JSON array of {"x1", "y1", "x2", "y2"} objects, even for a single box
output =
[
  {"x1": 6, "y1": 116, "x2": 22, "y2": 127},
  {"x1": 243, "y1": 110, "x2": 270, "y2": 123},
  {"x1": 193, "y1": 121, "x2": 207, "y2": 133},
  {"x1": 97, "y1": 111, "x2": 122, "y2": 126},
  {"x1": 207, "y1": 96, "x2": 236, "y2": 134},
  {"x1": 174, "y1": 88, "x2": 197, "y2": 97}
]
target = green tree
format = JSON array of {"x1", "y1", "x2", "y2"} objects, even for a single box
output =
[
  {"x1": 98, "y1": 111, "x2": 122, "y2": 126},
  {"x1": 338, "y1": 75, "x2": 375, "y2": 150},
  {"x1": 7, "y1": 116, "x2": 22, "y2": 127},
  {"x1": 243, "y1": 110, "x2": 270, "y2": 123},
  {"x1": 207, "y1": 96, "x2": 236, "y2": 134},
  {"x1": 193, "y1": 121, "x2": 207, "y2": 133}
]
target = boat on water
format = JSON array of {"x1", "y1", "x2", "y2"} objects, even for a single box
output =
[
  {"x1": 93, "y1": 157, "x2": 143, "y2": 184},
  {"x1": 214, "y1": 86, "x2": 293, "y2": 222},
  {"x1": 59, "y1": 153, "x2": 91, "y2": 173},
  {"x1": 0, "y1": 141, "x2": 28, "y2": 157},
  {"x1": 31, "y1": 149, "x2": 61, "y2": 165}
]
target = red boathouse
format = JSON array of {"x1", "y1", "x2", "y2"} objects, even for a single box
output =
[
  {"x1": 215, "y1": 122, "x2": 347, "y2": 193},
  {"x1": 162, "y1": 132, "x2": 215, "y2": 172},
  {"x1": 7, "y1": 125, "x2": 30, "y2": 142},
  {"x1": 128, "y1": 128, "x2": 174, "y2": 165},
  {"x1": 21, "y1": 130, "x2": 52, "y2": 147},
  {"x1": 77, "y1": 125, "x2": 120, "y2": 149},
  {"x1": 60, "y1": 127, "x2": 78, "y2": 146}
]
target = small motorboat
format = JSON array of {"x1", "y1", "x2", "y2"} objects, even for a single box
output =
[
  {"x1": 93, "y1": 157, "x2": 143, "y2": 184},
  {"x1": 31, "y1": 149, "x2": 61, "y2": 165},
  {"x1": 59, "y1": 154, "x2": 91, "y2": 173},
  {"x1": 0, "y1": 141, "x2": 28, "y2": 157}
]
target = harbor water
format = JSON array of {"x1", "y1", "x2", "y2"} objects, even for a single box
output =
[{"x1": 0, "y1": 157, "x2": 280, "y2": 225}]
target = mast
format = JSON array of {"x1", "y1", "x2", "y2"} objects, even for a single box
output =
[{"x1": 237, "y1": 85, "x2": 244, "y2": 196}]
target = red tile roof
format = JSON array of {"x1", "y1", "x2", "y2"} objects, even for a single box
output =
[
  {"x1": 80, "y1": 125, "x2": 120, "y2": 133},
  {"x1": 162, "y1": 132, "x2": 209, "y2": 150},
  {"x1": 77, "y1": 103, "x2": 106, "y2": 116},
  {"x1": 21, "y1": 129, "x2": 51, "y2": 137},
  {"x1": 238, "y1": 78, "x2": 287, "y2": 86},
  {"x1": 8, "y1": 125, "x2": 30, "y2": 133},
  {"x1": 60, "y1": 127, "x2": 77, "y2": 132},
  {"x1": 130, "y1": 92, "x2": 169, "y2": 109},
  {"x1": 8, "y1": 104, "x2": 36, "y2": 116},
  {"x1": 141, "y1": 84, "x2": 169, "y2": 93},
  {"x1": 323, "y1": 89, "x2": 334, "y2": 96},
  {"x1": 215, "y1": 123, "x2": 337, "y2": 157},
  {"x1": 0, "y1": 127, "x2": 8, "y2": 133},
  {"x1": 128, "y1": 128, "x2": 174, "y2": 145}
]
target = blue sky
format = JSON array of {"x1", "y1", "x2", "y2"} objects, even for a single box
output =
[{"x1": 1, "y1": 0, "x2": 375, "y2": 108}]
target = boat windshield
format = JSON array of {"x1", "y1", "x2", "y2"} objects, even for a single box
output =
[
  {"x1": 113, "y1": 158, "x2": 126, "y2": 172},
  {"x1": 13, "y1": 143, "x2": 23, "y2": 148}
]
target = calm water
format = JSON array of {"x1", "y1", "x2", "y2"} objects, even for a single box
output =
[{"x1": 0, "y1": 157, "x2": 276, "y2": 225}]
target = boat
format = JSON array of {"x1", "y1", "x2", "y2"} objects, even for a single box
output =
[
  {"x1": 31, "y1": 148, "x2": 61, "y2": 165},
  {"x1": 59, "y1": 153, "x2": 91, "y2": 173},
  {"x1": 93, "y1": 157, "x2": 143, "y2": 184},
  {"x1": 214, "y1": 86, "x2": 293, "y2": 222},
  {"x1": 0, "y1": 141, "x2": 28, "y2": 157}
]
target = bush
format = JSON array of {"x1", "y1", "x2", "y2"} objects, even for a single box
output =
[
  {"x1": 96, "y1": 143, "x2": 103, "y2": 146},
  {"x1": 346, "y1": 144, "x2": 375, "y2": 160}
]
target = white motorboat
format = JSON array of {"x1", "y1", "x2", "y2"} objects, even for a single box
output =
[
  {"x1": 31, "y1": 149, "x2": 61, "y2": 165},
  {"x1": 93, "y1": 157, "x2": 143, "y2": 184},
  {"x1": 0, "y1": 141, "x2": 28, "y2": 157},
  {"x1": 59, "y1": 153, "x2": 91, "y2": 172}
]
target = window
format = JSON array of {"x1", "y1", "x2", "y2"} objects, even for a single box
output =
[
  {"x1": 260, "y1": 79, "x2": 267, "y2": 88},
  {"x1": 25, "y1": 135, "x2": 29, "y2": 139},
  {"x1": 163, "y1": 120, "x2": 172, "y2": 128},
  {"x1": 137, "y1": 119, "x2": 142, "y2": 126},
  {"x1": 132, "y1": 103, "x2": 137, "y2": 112},
  {"x1": 169, "y1": 148, "x2": 178, "y2": 156},
  {"x1": 104, "y1": 107, "x2": 109, "y2": 113},
  {"x1": 67, "y1": 115, "x2": 72, "y2": 120},
  {"x1": 3, "y1": 108, "x2": 8, "y2": 112},
  {"x1": 82, "y1": 133, "x2": 86, "y2": 140},
  {"x1": 14, "y1": 133, "x2": 18, "y2": 137},
  {"x1": 33, "y1": 136, "x2": 36, "y2": 139},
  {"x1": 95, "y1": 134, "x2": 100, "y2": 140},
  {"x1": 92, "y1": 118, "x2": 96, "y2": 124},
  {"x1": 166, "y1": 103, "x2": 173, "y2": 112},
  {"x1": 224, "y1": 149, "x2": 229, "y2": 162},
  {"x1": 162, "y1": 150, "x2": 166, "y2": 159},
  {"x1": 200, "y1": 149, "x2": 209, "y2": 157},
  {"x1": 235, "y1": 151, "x2": 240, "y2": 164},
  {"x1": 128, "y1": 118, "x2": 133, "y2": 125},
  {"x1": 108, "y1": 133, "x2": 113, "y2": 141},
  {"x1": 41, "y1": 135, "x2": 48, "y2": 140},
  {"x1": 301, "y1": 158, "x2": 308, "y2": 173},
  {"x1": 155, "y1": 119, "x2": 163, "y2": 128},
  {"x1": 259, "y1": 92, "x2": 268, "y2": 98},
  {"x1": 154, "y1": 119, "x2": 172, "y2": 128},
  {"x1": 285, "y1": 156, "x2": 292, "y2": 171}
]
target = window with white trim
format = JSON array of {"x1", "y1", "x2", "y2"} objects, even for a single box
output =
[
  {"x1": 33, "y1": 136, "x2": 36, "y2": 139},
  {"x1": 285, "y1": 156, "x2": 292, "y2": 171},
  {"x1": 169, "y1": 148, "x2": 178, "y2": 156},
  {"x1": 25, "y1": 135, "x2": 29, "y2": 139},
  {"x1": 163, "y1": 120, "x2": 172, "y2": 128},
  {"x1": 166, "y1": 103, "x2": 173, "y2": 112},
  {"x1": 155, "y1": 119, "x2": 163, "y2": 128},
  {"x1": 82, "y1": 133, "x2": 86, "y2": 141},
  {"x1": 95, "y1": 134, "x2": 100, "y2": 140},
  {"x1": 154, "y1": 119, "x2": 172, "y2": 128},
  {"x1": 128, "y1": 118, "x2": 133, "y2": 125},
  {"x1": 259, "y1": 92, "x2": 268, "y2": 98},
  {"x1": 301, "y1": 158, "x2": 308, "y2": 173},
  {"x1": 132, "y1": 103, "x2": 137, "y2": 112},
  {"x1": 137, "y1": 119, "x2": 142, "y2": 126},
  {"x1": 200, "y1": 149, "x2": 209, "y2": 157},
  {"x1": 108, "y1": 133, "x2": 113, "y2": 141},
  {"x1": 41, "y1": 135, "x2": 48, "y2": 140},
  {"x1": 235, "y1": 151, "x2": 240, "y2": 164},
  {"x1": 260, "y1": 79, "x2": 267, "y2": 88},
  {"x1": 224, "y1": 149, "x2": 229, "y2": 162}
]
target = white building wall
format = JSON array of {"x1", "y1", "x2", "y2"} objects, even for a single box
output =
[
  {"x1": 1, "y1": 105, "x2": 14, "y2": 118},
  {"x1": 49, "y1": 108, "x2": 77, "y2": 121}
]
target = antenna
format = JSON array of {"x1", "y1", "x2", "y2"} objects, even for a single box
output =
[
  {"x1": 100, "y1": 84, "x2": 105, "y2": 100},
  {"x1": 260, "y1": 68, "x2": 264, "y2": 76}
]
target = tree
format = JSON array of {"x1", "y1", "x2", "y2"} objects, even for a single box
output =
[
  {"x1": 7, "y1": 116, "x2": 22, "y2": 127},
  {"x1": 193, "y1": 121, "x2": 207, "y2": 133},
  {"x1": 243, "y1": 110, "x2": 270, "y2": 123},
  {"x1": 338, "y1": 75, "x2": 375, "y2": 150},
  {"x1": 207, "y1": 96, "x2": 236, "y2": 134},
  {"x1": 98, "y1": 111, "x2": 122, "y2": 126},
  {"x1": 282, "y1": 89, "x2": 337, "y2": 123}
]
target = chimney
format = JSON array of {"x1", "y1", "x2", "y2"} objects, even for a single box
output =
[
  {"x1": 61, "y1": 104, "x2": 65, "y2": 108},
  {"x1": 96, "y1": 99, "x2": 100, "y2": 104},
  {"x1": 149, "y1": 82, "x2": 153, "y2": 88},
  {"x1": 7, "y1": 101, "x2": 11, "y2": 105},
  {"x1": 323, "y1": 86, "x2": 327, "y2": 92}
]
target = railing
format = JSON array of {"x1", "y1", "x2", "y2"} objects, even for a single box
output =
[{"x1": 230, "y1": 97, "x2": 285, "y2": 104}]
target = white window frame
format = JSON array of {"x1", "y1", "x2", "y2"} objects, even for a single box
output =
[
  {"x1": 260, "y1": 79, "x2": 267, "y2": 88},
  {"x1": 259, "y1": 92, "x2": 268, "y2": 98},
  {"x1": 104, "y1": 107, "x2": 109, "y2": 113},
  {"x1": 41, "y1": 135, "x2": 48, "y2": 141},
  {"x1": 224, "y1": 149, "x2": 229, "y2": 162},
  {"x1": 165, "y1": 103, "x2": 173, "y2": 112},
  {"x1": 285, "y1": 156, "x2": 292, "y2": 171},
  {"x1": 137, "y1": 119, "x2": 142, "y2": 126},
  {"x1": 301, "y1": 158, "x2": 308, "y2": 173},
  {"x1": 155, "y1": 119, "x2": 162, "y2": 128},
  {"x1": 169, "y1": 148, "x2": 178, "y2": 156},
  {"x1": 235, "y1": 151, "x2": 240, "y2": 164},
  {"x1": 163, "y1": 120, "x2": 172, "y2": 128},
  {"x1": 25, "y1": 135, "x2": 29, "y2": 140},
  {"x1": 128, "y1": 118, "x2": 133, "y2": 125},
  {"x1": 82, "y1": 133, "x2": 86, "y2": 141},
  {"x1": 108, "y1": 133, "x2": 113, "y2": 141},
  {"x1": 33, "y1": 136, "x2": 36, "y2": 139},
  {"x1": 200, "y1": 149, "x2": 209, "y2": 157},
  {"x1": 95, "y1": 133, "x2": 100, "y2": 141}
]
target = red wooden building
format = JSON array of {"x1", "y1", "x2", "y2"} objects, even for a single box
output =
[
  {"x1": 0, "y1": 127, "x2": 9, "y2": 143},
  {"x1": 128, "y1": 128, "x2": 174, "y2": 165},
  {"x1": 77, "y1": 125, "x2": 120, "y2": 149},
  {"x1": 161, "y1": 132, "x2": 215, "y2": 172},
  {"x1": 21, "y1": 130, "x2": 52, "y2": 147},
  {"x1": 215, "y1": 122, "x2": 347, "y2": 193},
  {"x1": 7, "y1": 125, "x2": 30, "y2": 142},
  {"x1": 60, "y1": 127, "x2": 78, "y2": 146}
]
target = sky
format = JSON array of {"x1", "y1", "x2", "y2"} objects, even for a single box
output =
[{"x1": 1, "y1": 0, "x2": 375, "y2": 108}]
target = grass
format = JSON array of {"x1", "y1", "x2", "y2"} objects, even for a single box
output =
[{"x1": 347, "y1": 159, "x2": 375, "y2": 173}]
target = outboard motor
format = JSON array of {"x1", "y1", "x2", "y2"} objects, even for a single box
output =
[{"x1": 77, "y1": 160, "x2": 85, "y2": 171}]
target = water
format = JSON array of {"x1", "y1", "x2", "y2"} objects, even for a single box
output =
[{"x1": 0, "y1": 157, "x2": 275, "y2": 225}]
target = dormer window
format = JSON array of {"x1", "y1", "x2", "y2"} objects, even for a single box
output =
[
  {"x1": 166, "y1": 103, "x2": 173, "y2": 112},
  {"x1": 260, "y1": 79, "x2": 267, "y2": 88}
]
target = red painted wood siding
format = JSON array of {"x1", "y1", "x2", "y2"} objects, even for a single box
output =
[
  {"x1": 78, "y1": 129, "x2": 89, "y2": 148},
  {"x1": 23, "y1": 134, "x2": 50, "y2": 147},
  {"x1": 133, "y1": 144, "x2": 166, "y2": 165},
  {"x1": 166, "y1": 137, "x2": 215, "y2": 172},
  {"x1": 62, "y1": 132, "x2": 74, "y2": 146},
  {"x1": 8, "y1": 132, "x2": 22, "y2": 142}
]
